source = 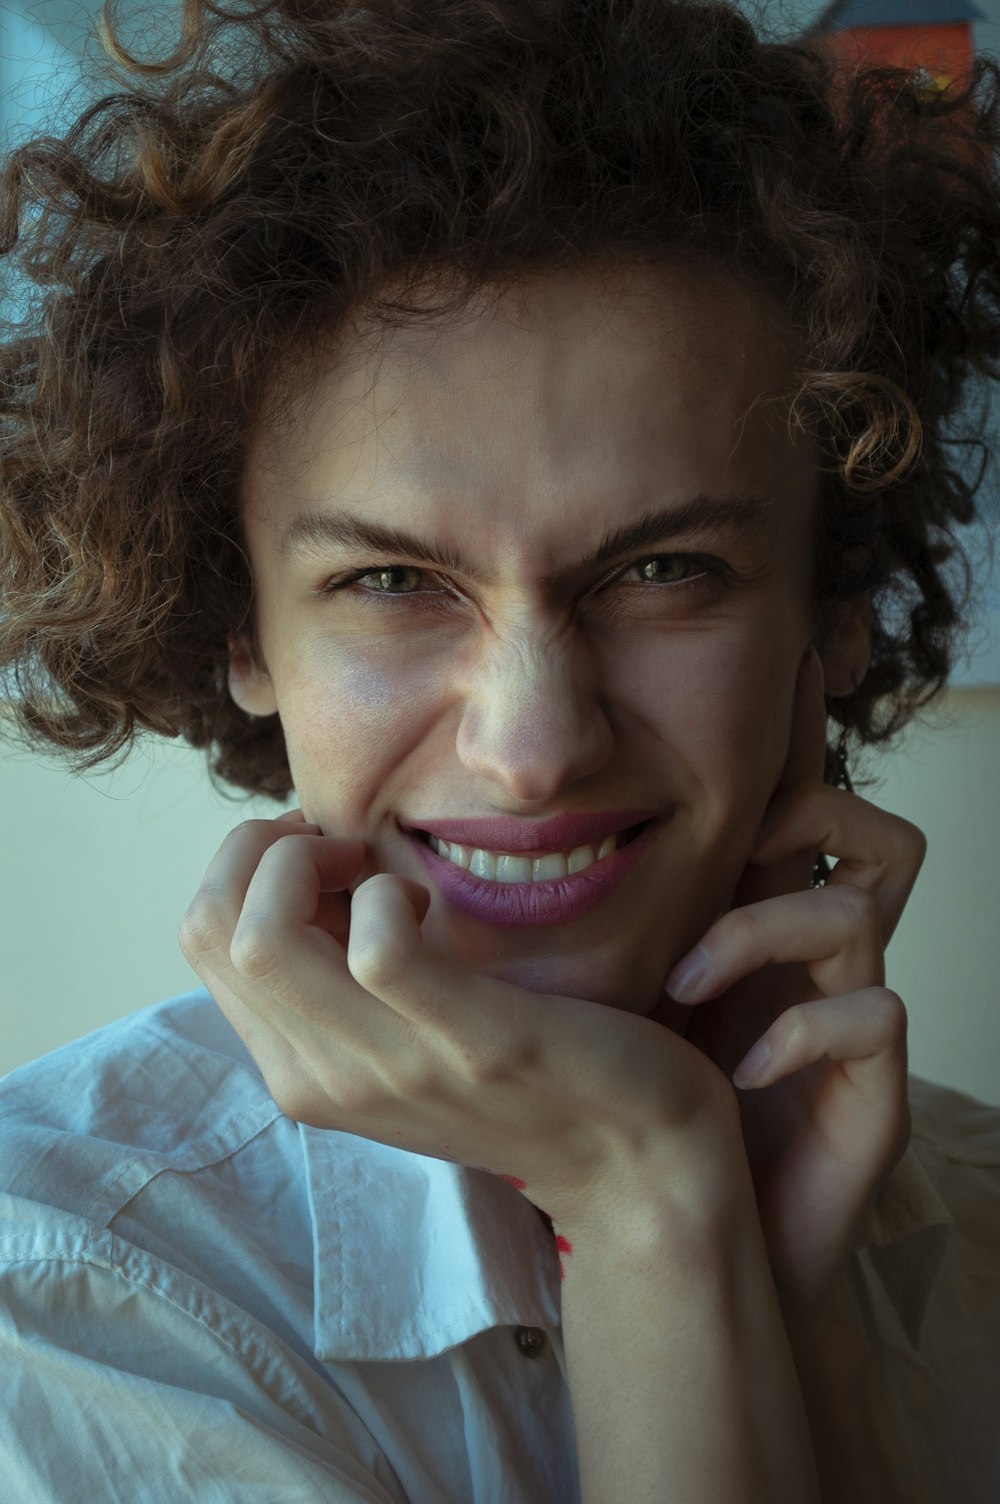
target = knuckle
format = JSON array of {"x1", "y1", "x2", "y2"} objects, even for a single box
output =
[
  {"x1": 871, "y1": 985, "x2": 909, "y2": 1038},
  {"x1": 229, "y1": 919, "x2": 285, "y2": 982},
  {"x1": 267, "y1": 830, "x2": 310, "y2": 858},
  {"x1": 775, "y1": 1003, "x2": 811, "y2": 1055},
  {"x1": 724, "y1": 904, "x2": 765, "y2": 952},
  {"x1": 177, "y1": 898, "x2": 230, "y2": 961},
  {"x1": 718, "y1": 904, "x2": 771, "y2": 971},
  {"x1": 350, "y1": 934, "x2": 408, "y2": 994},
  {"x1": 229, "y1": 818, "x2": 285, "y2": 849},
  {"x1": 246, "y1": 817, "x2": 285, "y2": 836},
  {"x1": 898, "y1": 818, "x2": 929, "y2": 869},
  {"x1": 452, "y1": 1041, "x2": 521, "y2": 1087},
  {"x1": 348, "y1": 876, "x2": 410, "y2": 993},
  {"x1": 223, "y1": 820, "x2": 304, "y2": 867},
  {"x1": 830, "y1": 882, "x2": 878, "y2": 931}
]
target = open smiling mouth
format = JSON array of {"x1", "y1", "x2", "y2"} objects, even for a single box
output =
[
  {"x1": 403, "y1": 817, "x2": 661, "y2": 928},
  {"x1": 411, "y1": 821, "x2": 651, "y2": 885}
]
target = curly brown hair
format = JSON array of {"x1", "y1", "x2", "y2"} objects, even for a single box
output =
[{"x1": 2, "y1": 0, "x2": 999, "y2": 802}]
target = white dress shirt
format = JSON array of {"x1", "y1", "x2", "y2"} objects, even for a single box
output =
[{"x1": 0, "y1": 987, "x2": 997, "y2": 1501}]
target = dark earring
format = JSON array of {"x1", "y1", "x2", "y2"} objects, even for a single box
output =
[
  {"x1": 811, "y1": 724, "x2": 852, "y2": 887},
  {"x1": 831, "y1": 722, "x2": 854, "y2": 796}
]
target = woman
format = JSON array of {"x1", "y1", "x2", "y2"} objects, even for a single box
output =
[{"x1": 1, "y1": 0, "x2": 998, "y2": 1499}]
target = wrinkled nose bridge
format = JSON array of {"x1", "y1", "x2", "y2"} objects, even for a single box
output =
[
  {"x1": 455, "y1": 624, "x2": 614, "y2": 794},
  {"x1": 472, "y1": 621, "x2": 581, "y2": 710}
]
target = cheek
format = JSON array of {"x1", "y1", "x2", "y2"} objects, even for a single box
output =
[
  {"x1": 625, "y1": 622, "x2": 802, "y2": 798},
  {"x1": 278, "y1": 646, "x2": 432, "y2": 806},
  {"x1": 339, "y1": 660, "x2": 403, "y2": 715}
]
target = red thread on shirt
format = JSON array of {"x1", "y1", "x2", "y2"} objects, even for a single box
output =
[
  {"x1": 473, "y1": 1167, "x2": 527, "y2": 1190},
  {"x1": 476, "y1": 1171, "x2": 572, "y2": 1274}
]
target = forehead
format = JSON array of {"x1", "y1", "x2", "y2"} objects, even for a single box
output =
[{"x1": 243, "y1": 261, "x2": 815, "y2": 549}]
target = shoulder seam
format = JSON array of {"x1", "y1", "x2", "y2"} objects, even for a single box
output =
[
  {"x1": 89, "y1": 1101, "x2": 287, "y2": 1224},
  {"x1": 0, "y1": 1240, "x2": 326, "y2": 1430}
]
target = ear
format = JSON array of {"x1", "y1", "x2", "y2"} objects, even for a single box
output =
[
  {"x1": 227, "y1": 632, "x2": 279, "y2": 717},
  {"x1": 817, "y1": 593, "x2": 871, "y2": 697}
]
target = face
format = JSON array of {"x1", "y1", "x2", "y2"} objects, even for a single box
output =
[{"x1": 230, "y1": 262, "x2": 854, "y2": 1018}]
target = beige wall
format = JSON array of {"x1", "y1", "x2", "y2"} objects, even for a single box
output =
[
  {"x1": 1, "y1": 691, "x2": 999, "y2": 1105},
  {"x1": 862, "y1": 686, "x2": 1000, "y2": 1108}
]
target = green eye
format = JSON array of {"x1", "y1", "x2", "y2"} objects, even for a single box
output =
[
  {"x1": 357, "y1": 566, "x2": 424, "y2": 593},
  {"x1": 636, "y1": 556, "x2": 693, "y2": 583}
]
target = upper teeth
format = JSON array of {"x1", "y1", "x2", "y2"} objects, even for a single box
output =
[{"x1": 427, "y1": 832, "x2": 619, "y2": 883}]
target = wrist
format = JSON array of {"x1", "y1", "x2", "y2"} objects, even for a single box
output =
[
  {"x1": 783, "y1": 1267, "x2": 913, "y2": 1504},
  {"x1": 557, "y1": 1133, "x2": 823, "y2": 1504},
  {"x1": 553, "y1": 1087, "x2": 753, "y2": 1250},
  {"x1": 783, "y1": 1267, "x2": 867, "y2": 1373}
]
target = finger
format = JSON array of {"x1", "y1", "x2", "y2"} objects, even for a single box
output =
[
  {"x1": 180, "y1": 817, "x2": 324, "y2": 966},
  {"x1": 276, "y1": 807, "x2": 317, "y2": 825},
  {"x1": 734, "y1": 987, "x2": 911, "y2": 1304},
  {"x1": 186, "y1": 823, "x2": 353, "y2": 940},
  {"x1": 345, "y1": 870, "x2": 558, "y2": 1086},
  {"x1": 268, "y1": 814, "x2": 351, "y2": 935},
  {"x1": 347, "y1": 872, "x2": 468, "y2": 1032},
  {"x1": 749, "y1": 784, "x2": 926, "y2": 945},
  {"x1": 731, "y1": 986, "x2": 908, "y2": 1102},
  {"x1": 666, "y1": 883, "x2": 885, "y2": 1003},
  {"x1": 272, "y1": 814, "x2": 361, "y2": 941},
  {"x1": 230, "y1": 833, "x2": 367, "y2": 985}
]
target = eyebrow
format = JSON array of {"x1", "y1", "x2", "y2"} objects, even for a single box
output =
[{"x1": 277, "y1": 494, "x2": 774, "y2": 582}]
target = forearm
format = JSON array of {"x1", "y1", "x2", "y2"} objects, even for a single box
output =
[
  {"x1": 784, "y1": 1274, "x2": 918, "y2": 1504},
  {"x1": 557, "y1": 1157, "x2": 822, "y2": 1504}
]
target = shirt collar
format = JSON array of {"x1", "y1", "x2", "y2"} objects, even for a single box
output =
[
  {"x1": 300, "y1": 1125, "x2": 562, "y2": 1361},
  {"x1": 301, "y1": 1119, "x2": 957, "y2": 1363}
]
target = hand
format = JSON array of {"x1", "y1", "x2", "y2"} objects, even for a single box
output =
[
  {"x1": 178, "y1": 813, "x2": 745, "y2": 1234},
  {"x1": 662, "y1": 651, "x2": 925, "y2": 1315}
]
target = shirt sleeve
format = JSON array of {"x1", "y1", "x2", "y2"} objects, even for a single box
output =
[
  {"x1": 0, "y1": 1230, "x2": 409, "y2": 1504},
  {"x1": 852, "y1": 1078, "x2": 1000, "y2": 1504}
]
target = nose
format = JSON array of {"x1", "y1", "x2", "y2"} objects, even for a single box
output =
[{"x1": 454, "y1": 627, "x2": 614, "y2": 803}]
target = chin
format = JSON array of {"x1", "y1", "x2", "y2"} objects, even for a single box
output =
[{"x1": 485, "y1": 950, "x2": 657, "y2": 1013}]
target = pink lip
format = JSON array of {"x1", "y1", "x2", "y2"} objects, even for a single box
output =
[
  {"x1": 399, "y1": 809, "x2": 658, "y2": 855},
  {"x1": 405, "y1": 816, "x2": 663, "y2": 928}
]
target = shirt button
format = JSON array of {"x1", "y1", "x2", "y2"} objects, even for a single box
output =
[{"x1": 513, "y1": 1325, "x2": 547, "y2": 1359}]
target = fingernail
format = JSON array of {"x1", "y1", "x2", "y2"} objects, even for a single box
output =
[
  {"x1": 665, "y1": 944, "x2": 710, "y2": 1002},
  {"x1": 733, "y1": 1037, "x2": 772, "y2": 1089}
]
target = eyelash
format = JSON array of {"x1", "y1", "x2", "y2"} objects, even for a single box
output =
[{"x1": 315, "y1": 554, "x2": 729, "y2": 606}]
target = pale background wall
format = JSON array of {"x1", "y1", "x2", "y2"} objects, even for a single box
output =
[{"x1": 2, "y1": 0, "x2": 1000, "y2": 1103}]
